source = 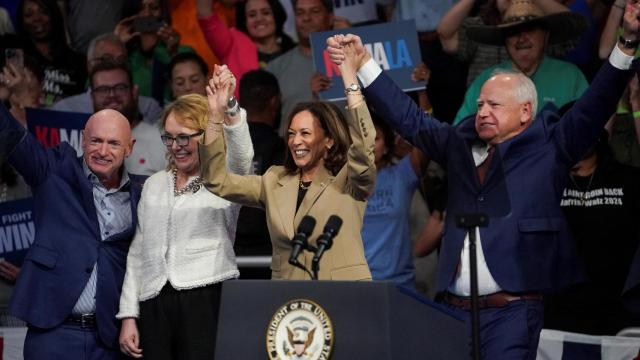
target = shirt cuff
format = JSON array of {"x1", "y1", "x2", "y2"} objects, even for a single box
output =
[
  {"x1": 609, "y1": 44, "x2": 635, "y2": 70},
  {"x1": 357, "y1": 58, "x2": 383, "y2": 88}
]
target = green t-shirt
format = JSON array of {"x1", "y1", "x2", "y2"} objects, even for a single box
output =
[
  {"x1": 453, "y1": 55, "x2": 589, "y2": 125},
  {"x1": 128, "y1": 43, "x2": 193, "y2": 104}
]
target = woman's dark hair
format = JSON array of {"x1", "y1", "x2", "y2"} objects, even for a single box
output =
[
  {"x1": 370, "y1": 107, "x2": 396, "y2": 168},
  {"x1": 168, "y1": 52, "x2": 209, "y2": 79},
  {"x1": 283, "y1": 102, "x2": 351, "y2": 176},
  {"x1": 236, "y1": 0, "x2": 296, "y2": 53},
  {"x1": 16, "y1": 0, "x2": 71, "y2": 57}
]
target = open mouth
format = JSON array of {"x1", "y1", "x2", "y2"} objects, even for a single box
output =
[
  {"x1": 92, "y1": 157, "x2": 112, "y2": 165},
  {"x1": 174, "y1": 152, "x2": 191, "y2": 160},
  {"x1": 293, "y1": 149, "x2": 309, "y2": 158}
]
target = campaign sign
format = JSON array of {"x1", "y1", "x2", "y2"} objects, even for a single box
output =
[
  {"x1": 26, "y1": 108, "x2": 90, "y2": 156},
  {"x1": 0, "y1": 198, "x2": 35, "y2": 267},
  {"x1": 309, "y1": 20, "x2": 425, "y2": 101}
]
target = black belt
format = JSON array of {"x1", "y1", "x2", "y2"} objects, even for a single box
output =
[
  {"x1": 65, "y1": 313, "x2": 96, "y2": 328},
  {"x1": 444, "y1": 292, "x2": 543, "y2": 310}
]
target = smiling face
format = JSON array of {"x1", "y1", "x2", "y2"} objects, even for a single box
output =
[
  {"x1": 82, "y1": 110, "x2": 134, "y2": 186},
  {"x1": 475, "y1": 74, "x2": 532, "y2": 145},
  {"x1": 287, "y1": 110, "x2": 333, "y2": 177},
  {"x1": 171, "y1": 60, "x2": 207, "y2": 97},
  {"x1": 245, "y1": 0, "x2": 277, "y2": 41},
  {"x1": 91, "y1": 68, "x2": 138, "y2": 121},
  {"x1": 294, "y1": 0, "x2": 333, "y2": 46},
  {"x1": 164, "y1": 112, "x2": 203, "y2": 177},
  {"x1": 505, "y1": 25, "x2": 547, "y2": 76},
  {"x1": 22, "y1": 0, "x2": 51, "y2": 41}
]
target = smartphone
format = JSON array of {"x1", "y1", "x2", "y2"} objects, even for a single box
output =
[
  {"x1": 133, "y1": 16, "x2": 164, "y2": 34},
  {"x1": 5, "y1": 48, "x2": 23, "y2": 69}
]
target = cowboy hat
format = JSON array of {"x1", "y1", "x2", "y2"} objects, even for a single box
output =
[{"x1": 466, "y1": 0, "x2": 587, "y2": 46}]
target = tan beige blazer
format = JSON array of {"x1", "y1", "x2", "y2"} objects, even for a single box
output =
[{"x1": 200, "y1": 103, "x2": 376, "y2": 280}]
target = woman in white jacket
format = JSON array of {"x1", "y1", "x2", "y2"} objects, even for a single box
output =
[{"x1": 117, "y1": 65, "x2": 253, "y2": 359}]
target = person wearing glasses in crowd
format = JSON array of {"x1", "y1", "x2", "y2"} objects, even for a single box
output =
[
  {"x1": 117, "y1": 65, "x2": 253, "y2": 359},
  {"x1": 199, "y1": 42, "x2": 376, "y2": 281},
  {"x1": 89, "y1": 60, "x2": 167, "y2": 176}
]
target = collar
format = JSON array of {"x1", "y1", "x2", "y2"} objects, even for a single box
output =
[
  {"x1": 471, "y1": 141, "x2": 492, "y2": 166},
  {"x1": 82, "y1": 158, "x2": 130, "y2": 192}
]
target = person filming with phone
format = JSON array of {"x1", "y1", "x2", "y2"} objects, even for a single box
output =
[{"x1": 114, "y1": 0, "x2": 193, "y2": 105}]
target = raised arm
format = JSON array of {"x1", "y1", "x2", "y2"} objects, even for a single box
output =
[
  {"x1": 208, "y1": 65, "x2": 254, "y2": 175},
  {"x1": 326, "y1": 34, "x2": 453, "y2": 165},
  {"x1": 196, "y1": 0, "x2": 236, "y2": 61},
  {"x1": 0, "y1": 104, "x2": 55, "y2": 188},
  {"x1": 334, "y1": 36, "x2": 377, "y2": 200},
  {"x1": 437, "y1": 0, "x2": 475, "y2": 55},
  {"x1": 556, "y1": 0, "x2": 639, "y2": 164},
  {"x1": 200, "y1": 66, "x2": 263, "y2": 207},
  {"x1": 599, "y1": 0, "x2": 627, "y2": 60}
]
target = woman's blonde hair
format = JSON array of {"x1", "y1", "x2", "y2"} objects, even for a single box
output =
[{"x1": 161, "y1": 94, "x2": 209, "y2": 169}]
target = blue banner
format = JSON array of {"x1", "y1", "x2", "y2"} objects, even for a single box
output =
[
  {"x1": 309, "y1": 20, "x2": 425, "y2": 101},
  {"x1": 0, "y1": 198, "x2": 35, "y2": 267},
  {"x1": 26, "y1": 108, "x2": 90, "y2": 156}
]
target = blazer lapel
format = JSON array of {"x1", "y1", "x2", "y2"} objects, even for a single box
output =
[
  {"x1": 76, "y1": 159, "x2": 100, "y2": 238},
  {"x1": 294, "y1": 166, "x2": 334, "y2": 224},
  {"x1": 274, "y1": 172, "x2": 299, "y2": 240}
]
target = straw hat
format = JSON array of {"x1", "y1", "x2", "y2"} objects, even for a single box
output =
[{"x1": 467, "y1": 0, "x2": 587, "y2": 46}]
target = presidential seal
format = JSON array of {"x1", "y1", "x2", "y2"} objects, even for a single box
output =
[{"x1": 266, "y1": 299, "x2": 334, "y2": 360}]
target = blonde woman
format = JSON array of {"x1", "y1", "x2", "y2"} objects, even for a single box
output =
[{"x1": 117, "y1": 74, "x2": 253, "y2": 359}]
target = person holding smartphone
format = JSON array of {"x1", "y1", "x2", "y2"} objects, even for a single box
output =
[{"x1": 114, "y1": 0, "x2": 193, "y2": 105}]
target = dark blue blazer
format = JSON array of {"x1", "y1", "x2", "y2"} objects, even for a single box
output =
[
  {"x1": 0, "y1": 105, "x2": 145, "y2": 349},
  {"x1": 364, "y1": 61, "x2": 634, "y2": 295}
]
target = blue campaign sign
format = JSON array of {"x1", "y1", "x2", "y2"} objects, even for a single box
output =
[
  {"x1": 26, "y1": 108, "x2": 90, "y2": 156},
  {"x1": 0, "y1": 198, "x2": 36, "y2": 267},
  {"x1": 309, "y1": 20, "x2": 425, "y2": 101}
]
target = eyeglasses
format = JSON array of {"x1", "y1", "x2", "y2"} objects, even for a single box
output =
[
  {"x1": 160, "y1": 129, "x2": 204, "y2": 146},
  {"x1": 92, "y1": 84, "x2": 130, "y2": 97}
]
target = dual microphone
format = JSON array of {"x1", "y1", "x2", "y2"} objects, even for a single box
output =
[{"x1": 288, "y1": 215, "x2": 343, "y2": 279}]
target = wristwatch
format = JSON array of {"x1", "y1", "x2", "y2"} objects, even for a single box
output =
[
  {"x1": 619, "y1": 35, "x2": 640, "y2": 49},
  {"x1": 225, "y1": 96, "x2": 240, "y2": 116},
  {"x1": 344, "y1": 83, "x2": 361, "y2": 94}
]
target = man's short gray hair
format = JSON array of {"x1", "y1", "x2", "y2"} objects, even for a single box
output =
[
  {"x1": 86, "y1": 33, "x2": 124, "y2": 60},
  {"x1": 490, "y1": 69, "x2": 538, "y2": 120}
]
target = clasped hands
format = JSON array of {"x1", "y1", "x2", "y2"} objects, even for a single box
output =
[
  {"x1": 205, "y1": 64, "x2": 236, "y2": 122},
  {"x1": 325, "y1": 34, "x2": 370, "y2": 74}
]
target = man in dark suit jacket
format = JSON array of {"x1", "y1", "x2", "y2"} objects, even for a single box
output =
[
  {"x1": 326, "y1": 2, "x2": 640, "y2": 358},
  {"x1": 0, "y1": 104, "x2": 145, "y2": 359}
]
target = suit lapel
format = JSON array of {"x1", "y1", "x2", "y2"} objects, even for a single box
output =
[
  {"x1": 294, "y1": 166, "x2": 333, "y2": 224},
  {"x1": 76, "y1": 160, "x2": 101, "y2": 238},
  {"x1": 274, "y1": 172, "x2": 299, "y2": 240}
]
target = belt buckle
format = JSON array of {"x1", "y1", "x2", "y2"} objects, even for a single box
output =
[{"x1": 79, "y1": 314, "x2": 94, "y2": 328}]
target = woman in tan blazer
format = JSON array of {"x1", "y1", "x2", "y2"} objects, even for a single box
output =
[{"x1": 200, "y1": 42, "x2": 376, "y2": 280}]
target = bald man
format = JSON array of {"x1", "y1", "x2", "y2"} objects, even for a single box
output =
[{"x1": 0, "y1": 105, "x2": 146, "y2": 359}]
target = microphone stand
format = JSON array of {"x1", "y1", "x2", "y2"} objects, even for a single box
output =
[{"x1": 455, "y1": 213, "x2": 489, "y2": 360}]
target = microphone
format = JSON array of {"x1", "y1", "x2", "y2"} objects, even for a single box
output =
[
  {"x1": 288, "y1": 216, "x2": 316, "y2": 266},
  {"x1": 312, "y1": 215, "x2": 343, "y2": 265}
]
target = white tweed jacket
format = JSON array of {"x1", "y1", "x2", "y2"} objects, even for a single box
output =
[{"x1": 117, "y1": 112, "x2": 254, "y2": 319}]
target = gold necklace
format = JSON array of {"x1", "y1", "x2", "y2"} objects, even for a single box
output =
[{"x1": 299, "y1": 179, "x2": 311, "y2": 190}]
